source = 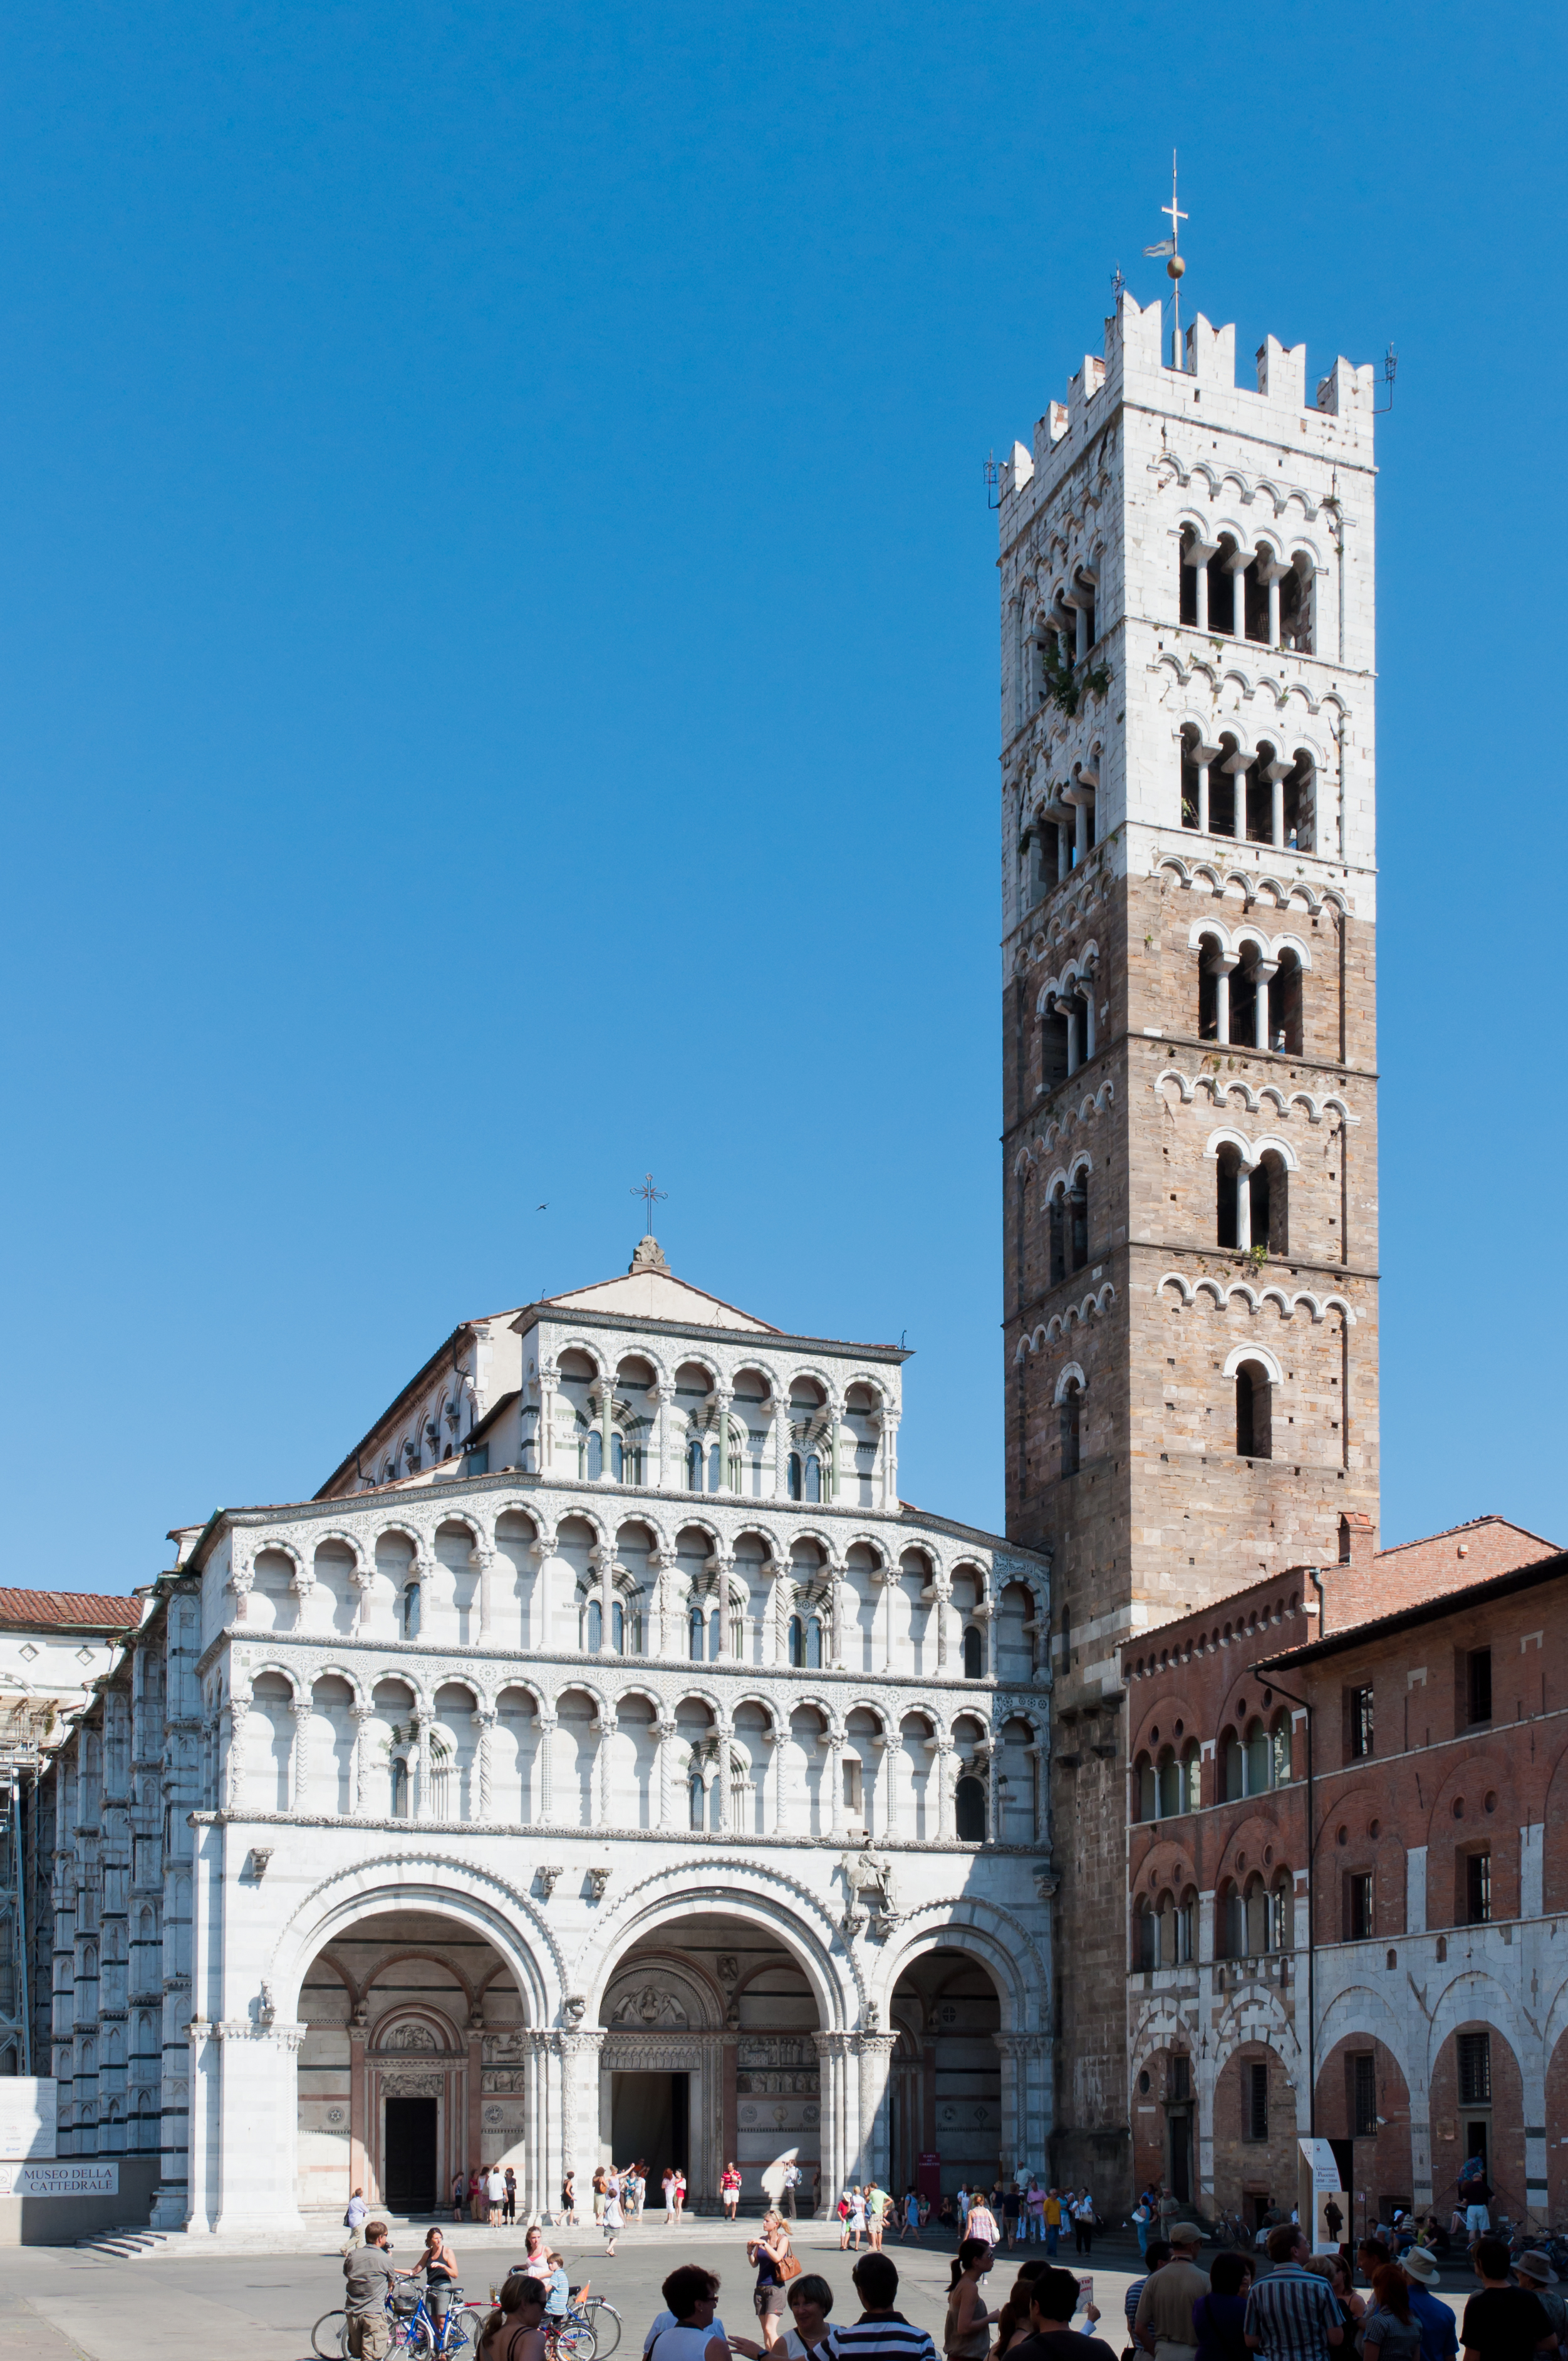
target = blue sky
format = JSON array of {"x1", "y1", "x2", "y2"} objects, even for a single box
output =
[{"x1": 2, "y1": 3, "x2": 1564, "y2": 1587}]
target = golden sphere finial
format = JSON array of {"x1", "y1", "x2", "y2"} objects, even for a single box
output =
[{"x1": 1167, "y1": 254, "x2": 1186, "y2": 282}]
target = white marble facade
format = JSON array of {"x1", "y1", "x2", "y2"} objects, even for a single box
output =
[{"x1": 43, "y1": 1243, "x2": 1054, "y2": 2236}]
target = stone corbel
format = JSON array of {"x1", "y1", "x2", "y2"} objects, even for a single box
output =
[{"x1": 535, "y1": 1865, "x2": 563, "y2": 1898}]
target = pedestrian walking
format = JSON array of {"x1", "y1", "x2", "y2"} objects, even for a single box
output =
[
  {"x1": 781, "y1": 2159, "x2": 800, "y2": 2221},
  {"x1": 487, "y1": 2163, "x2": 506, "y2": 2227},
  {"x1": 963, "y1": 2193, "x2": 999, "y2": 2248},
  {"x1": 747, "y1": 2209, "x2": 796, "y2": 2352},
  {"x1": 603, "y1": 2170, "x2": 623, "y2": 2257},
  {"x1": 1000, "y1": 2182, "x2": 1021, "y2": 2250},
  {"x1": 452, "y1": 2171, "x2": 467, "y2": 2223},
  {"x1": 504, "y1": 2166, "x2": 517, "y2": 2225},
  {"x1": 663, "y1": 2167, "x2": 678, "y2": 2226},
  {"x1": 342, "y1": 2187, "x2": 369, "y2": 2255},
  {"x1": 723, "y1": 2162, "x2": 743, "y2": 2221},
  {"x1": 1072, "y1": 2191, "x2": 1096, "y2": 2255},
  {"x1": 558, "y1": 2170, "x2": 577, "y2": 2229},
  {"x1": 1042, "y1": 2189, "x2": 1061, "y2": 2258},
  {"x1": 865, "y1": 2178, "x2": 890, "y2": 2250},
  {"x1": 943, "y1": 2238, "x2": 999, "y2": 2361},
  {"x1": 899, "y1": 2187, "x2": 920, "y2": 2243},
  {"x1": 470, "y1": 2168, "x2": 484, "y2": 2220},
  {"x1": 1133, "y1": 2218, "x2": 1207, "y2": 2357},
  {"x1": 674, "y1": 2167, "x2": 688, "y2": 2224}
]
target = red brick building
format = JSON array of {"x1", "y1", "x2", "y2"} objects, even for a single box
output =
[{"x1": 1120, "y1": 1513, "x2": 1565, "y2": 2236}]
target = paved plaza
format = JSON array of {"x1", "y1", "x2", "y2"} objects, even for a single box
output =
[{"x1": 0, "y1": 2221, "x2": 1139, "y2": 2361}]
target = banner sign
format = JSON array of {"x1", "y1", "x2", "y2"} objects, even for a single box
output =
[
  {"x1": 0, "y1": 2161, "x2": 116, "y2": 2199},
  {"x1": 0, "y1": 2080, "x2": 56, "y2": 2161}
]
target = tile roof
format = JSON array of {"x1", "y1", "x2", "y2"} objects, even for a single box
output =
[{"x1": 0, "y1": 1589, "x2": 140, "y2": 1632}]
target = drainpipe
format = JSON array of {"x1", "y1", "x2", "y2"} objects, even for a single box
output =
[{"x1": 1262, "y1": 1567, "x2": 1323, "y2": 2137}]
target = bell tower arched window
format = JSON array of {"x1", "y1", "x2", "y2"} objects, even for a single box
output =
[
  {"x1": 1235, "y1": 1360, "x2": 1273, "y2": 1461},
  {"x1": 954, "y1": 1775, "x2": 987, "y2": 1842},
  {"x1": 1060, "y1": 1379, "x2": 1083, "y2": 1479}
]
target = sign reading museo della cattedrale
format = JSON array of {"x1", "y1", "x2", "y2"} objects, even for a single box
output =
[{"x1": 0, "y1": 2080, "x2": 115, "y2": 2195}]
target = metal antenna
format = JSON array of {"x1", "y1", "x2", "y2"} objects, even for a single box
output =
[
  {"x1": 1145, "y1": 149, "x2": 1189, "y2": 370},
  {"x1": 631, "y1": 1173, "x2": 668, "y2": 1235}
]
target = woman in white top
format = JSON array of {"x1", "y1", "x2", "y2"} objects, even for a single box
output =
[
  {"x1": 662, "y1": 2169, "x2": 678, "y2": 2226},
  {"x1": 781, "y1": 2275, "x2": 834, "y2": 2361},
  {"x1": 603, "y1": 2172, "x2": 623, "y2": 2257}
]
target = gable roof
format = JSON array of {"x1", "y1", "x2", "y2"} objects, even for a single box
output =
[
  {"x1": 0, "y1": 1589, "x2": 141, "y2": 1634},
  {"x1": 543, "y1": 1265, "x2": 776, "y2": 1333}
]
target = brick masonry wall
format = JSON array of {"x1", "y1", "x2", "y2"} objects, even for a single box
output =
[{"x1": 1119, "y1": 1546, "x2": 1568, "y2": 2232}]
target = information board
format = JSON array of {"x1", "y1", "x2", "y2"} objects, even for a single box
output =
[{"x1": 0, "y1": 2080, "x2": 56, "y2": 2161}]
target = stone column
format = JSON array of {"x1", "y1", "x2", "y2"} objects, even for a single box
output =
[
  {"x1": 712, "y1": 1555, "x2": 735, "y2": 1661},
  {"x1": 657, "y1": 1718, "x2": 678, "y2": 1832},
  {"x1": 826, "y1": 1394, "x2": 843, "y2": 1501},
  {"x1": 224, "y1": 1698, "x2": 249, "y2": 1810},
  {"x1": 1265, "y1": 753, "x2": 1290, "y2": 847},
  {"x1": 649, "y1": 1549, "x2": 674, "y2": 1659},
  {"x1": 529, "y1": 1535, "x2": 554, "y2": 1654},
  {"x1": 348, "y1": 2013, "x2": 369, "y2": 2198},
  {"x1": 1235, "y1": 1158, "x2": 1252, "y2": 1252},
  {"x1": 826, "y1": 1728, "x2": 844, "y2": 1839},
  {"x1": 472, "y1": 1544, "x2": 494, "y2": 1641},
  {"x1": 413, "y1": 1713, "x2": 432, "y2": 1819},
  {"x1": 593, "y1": 1546, "x2": 616, "y2": 1655},
  {"x1": 771, "y1": 1387, "x2": 791, "y2": 1497},
  {"x1": 931, "y1": 1738, "x2": 955, "y2": 1839},
  {"x1": 715, "y1": 1723, "x2": 733, "y2": 1832},
  {"x1": 537, "y1": 1713, "x2": 557, "y2": 1824},
  {"x1": 539, "y1": 1361, "x2": 559, "y2": 1470},
  {"x1": 556, "y1": 2030, "x2": 605, "y2": 2180},
  {"x1": 1207, "y1": 950, "x2": 1238, "y2": 1044},
  {"x1": 766, "y1": 1560, "x2": 791, "y2": 1666},
  {"x1": 857, "y1": 2031, "x2": 899, "y2": 2186},
  {"x1": 1260, "y1": 554, "x2": 1287, "y2": 650},
  {"x1": 712, "y1": 1389, "x2": 733, "y2": 1494},
  {"x1": 1227, "y1": 548, "x2": 1250, "y2": 638},
  {"x1": 474, "y1": 1709, "x2": 494, "y2": 1823},
  {"x1": 1187, "y1": 537, "x2": 1217, "y2": 631},
  {"x1": 879, "y1": 1412, "x2": 900, "y2": 1510},
  {"x1": 813, "y1": 2031, "x2": 855, "y2": 2214},
  {"x1": 1025, "y1": 1742, "x2": 1046, "y2": 1845},
  {"x1": 1252, "y1": 960, "x2": 1279, "y2": 1051},
  {"x1": 289, "y1": 1701, "x2": 311, "y2": 1814},
  {"x1": 350, "y1": 1706, "x2": 374, "y2": 1817},
  {"x1": 598, "y1": 1378, "x2": 616, "y2": 1485},
  {"x1": 993, "y1": 2031, "x2": 1052, "y2": 2179},
  {"x1": 592, "y1": 1711, "x2": 616, "y2": 1825},
  {"x1": 870, "y1": 1733, "x2": 891, "y2": 1841},
  {"x1": 1223, "y1": 747, "x2": 1250, "y2": 837},
  {"x1": 932, "y1": 1577, "x2": 952, "y2": 1673},
  {"x1": 762, "y1": 1726, "x2": 782, "y2": 1835},
  {"x1": 652, "y1": 1382, "x2": 673, "y2": 1490},
  {"x1": 1059, "y1": 993, "x2": 1080, "y2": 1075}
]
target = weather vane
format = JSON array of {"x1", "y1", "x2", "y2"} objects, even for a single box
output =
[
  {"x1": 631, "y1": 1172, "x2": 668, "y2": 1235},
  {"x1": 1144, "y1": 149, "x2": 1188, "y2": 370}
]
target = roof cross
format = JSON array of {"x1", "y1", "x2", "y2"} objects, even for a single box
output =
[{"x1": 631, "y1": 1173, "x2": 668, "y2": 1235}]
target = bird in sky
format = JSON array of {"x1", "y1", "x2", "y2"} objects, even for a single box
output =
[{"x1": 536, "y1": 1203, "x2": 548, "y2": 1211}]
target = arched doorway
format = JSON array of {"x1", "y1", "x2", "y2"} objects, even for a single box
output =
[
  {"x1": 598, "y1": 1911, "x2": 823, "y2": 2212},
  {"x1": 888, "y1": 1949, "x2": 1003, "y2": 2203},
  {"x1": 298, "y1": 1907, "x2": 529, "y2": 2214}
]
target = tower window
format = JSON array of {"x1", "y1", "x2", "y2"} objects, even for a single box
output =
[
  {"x1": 1466, "y1": 1649, "x2": 1493, "y2": 1726},
  {"x1": 1346, "y1": 1686, "x2": 1375, "y2": 1762},
  {"x1": 587, "y1": 1600, "x2": 603, "y2": 1652},
  {"x1": 954, "y1": 1775, "x2": 987, "y2": 1842},
  {"x1": 1069, "y1": 1172, "x2": 1089, "y2": 1271},
  {"x1": 688, "y1": 1607, "x2": 706, "y2": 1661},
  {"x1": 688, "y1": 1773, "x2": 705, "y2": 1831},
  {"x1": 787, "y1": 1451, "x2": 802, "y2": 1501},
  {"x1": 687, "y1": 1438, "x2": 705, "y2": 1492},
  {"x1": 1463, "y1": 1850, "x2": 1492, "y2": 1925},
  {"x1": 1234, "y1": 1362, "x2": 1272, "y2": 1460},
  {"x1": 1049, "y1": 1189, "x2": 1067, "y2": 1285},
  {"x1": 611, "y1": 1433, "x2": 623, "y2": 1481},
  {"x1": 806, "y1": 1615, "x2": 823, "y2": 1669},
  {"x1": 1279, "y1": 553, "x2": 1314, "y2": 655},
  {"x1": 788, "y1": 1614, "x2": 805, "y2": 1668},
  {"x1": 1247, "y1": 2062, "x2": 1269, "y2": 2141},
  {"x1": 804, "y1": 1453, "x2": 822, "y2": 1503},
  {"x1": 1060, "y1": 1381, "x2": 1082, "y2": 1479},
  {"x1": 1346, "y1": 1871, "x2": 1374, "y2": 1941},
  {"x1": 962, "y1": 1624, "x2": 984, "y2": 1679},
  {"x1": 1457, "y1": 2031, "x2": 1491, "y2": 2105},
  {"x1": 1351, "y1": 2051, "x2": 1377, "y2": 2137}
]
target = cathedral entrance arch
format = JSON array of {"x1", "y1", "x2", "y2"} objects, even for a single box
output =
[
  {"x1": 888, "y1": 1949, "x2": 1004, "y2": 2202},
  {"x1": 596, "y1": 1912, "x2": 825, "y2": 2213},
  {"x1": 296, "y1": 1906, "x2": 533, "y2": 2216}
]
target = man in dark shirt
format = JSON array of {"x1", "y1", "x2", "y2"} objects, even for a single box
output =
[
  {"x1": 343, "y1": 2221, "x2": 406, "y2": 2360},
  {"x1": 1459, "y1": 2236, "x2": 1555, "y2": 2361},
  {"x1": 1005, "y1": 2265, "x2": 1114, "y2": 2361}
]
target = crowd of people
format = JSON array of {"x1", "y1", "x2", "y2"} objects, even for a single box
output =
[{"x1": 335, "y1": 2155, "x2": 1559, "y2": 2361}]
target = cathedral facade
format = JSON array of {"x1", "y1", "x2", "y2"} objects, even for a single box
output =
[
  {"x1": 997, "y1": 293, "x2": 1381, "y2": 2194},
  {"x1": 41, "y1": 1242, "x2": 1052, "y2": 2234}
]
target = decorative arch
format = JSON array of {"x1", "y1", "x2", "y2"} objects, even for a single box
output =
[{"x1": 269, "y1": 1861, "x2": 563, "y2": 2028}]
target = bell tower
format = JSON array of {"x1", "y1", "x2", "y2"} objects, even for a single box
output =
[{"x1": 997, "y1": 291, "x2": 1382, "y2": 2191}]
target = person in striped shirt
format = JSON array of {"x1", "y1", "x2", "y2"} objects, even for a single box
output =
[
  {"x1": 825, "y1": 2254, "x2": 938, "y2": 2361},
  {"x1": 1243, "y1": 2225, "x2": 1344, "y2": 2358}
]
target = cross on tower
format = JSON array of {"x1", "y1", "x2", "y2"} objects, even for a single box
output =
[{"x1": 631, "y1": 1173, "x2": 668, "y2": 1235}]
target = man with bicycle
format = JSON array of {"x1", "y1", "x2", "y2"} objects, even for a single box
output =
[{"x1": 345, "y1": 2220, "x2": 408, "y2": 2360}]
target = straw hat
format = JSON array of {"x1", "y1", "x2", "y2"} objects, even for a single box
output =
[{"x1": 1401, "y1": 2249, "x2": 1441, "y2": 2288}]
